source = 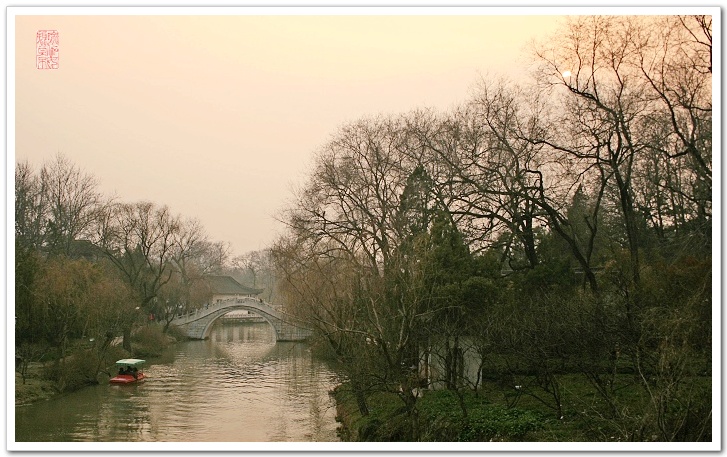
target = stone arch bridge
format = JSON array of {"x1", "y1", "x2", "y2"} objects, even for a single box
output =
[{"x1": 170, "y1": 298, "x2": 312, "y2": 342}]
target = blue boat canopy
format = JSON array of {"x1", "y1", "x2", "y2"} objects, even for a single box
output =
[{"x1": 115, "y1": 358, "x2": 145, "y2": 367}]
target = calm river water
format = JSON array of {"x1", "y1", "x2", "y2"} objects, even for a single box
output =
[{"x1": 15, "y1": 322, "x2": 341, "y2": 443}]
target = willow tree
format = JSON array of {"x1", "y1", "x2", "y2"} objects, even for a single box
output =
[{"x1": 96, "y1": 201, "x2": 181, "y2": 349}]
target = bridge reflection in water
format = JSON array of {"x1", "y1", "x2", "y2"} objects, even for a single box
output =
[{"x1": 213, "y1": 319, "x2": 275, "y2": 344}]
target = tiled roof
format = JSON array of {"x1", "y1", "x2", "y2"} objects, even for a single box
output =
[{"x1": 204, "y1": 275, "x2": 263, "y2": 296}]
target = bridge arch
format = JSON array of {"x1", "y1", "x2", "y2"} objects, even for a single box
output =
[
  {"x1": 197, "y1": 305, "x2": 280, "y2": 341},
  {"x1": 170, "y1": 297, "x2": 311, "y2": 342}
]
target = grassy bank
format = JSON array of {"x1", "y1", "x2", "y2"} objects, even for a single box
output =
[
  {"x1": 335, "y1": 386, "x2": 544, "y2": 442},
  {"x1": 15, "y1": 364, "x2": 58, "y2": 406},
  {"x1": 333, "y1": 373, "x2": 712, "y2": 442},
  {"x1": 334, "y1": 385, "x2": 547, "y2": 442}
]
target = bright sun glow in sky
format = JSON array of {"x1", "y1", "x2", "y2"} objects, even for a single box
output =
[{"x1": 13, "y1": 9, "x2": 567, "y2": 256}]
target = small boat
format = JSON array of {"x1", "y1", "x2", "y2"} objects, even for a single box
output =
[{"x1": 109, "y1": 358, "x2": 146, "y2": 384}]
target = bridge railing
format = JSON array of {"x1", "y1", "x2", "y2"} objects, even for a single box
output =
[
  {"x1": 171, "y1": 297, "x2": 285, "y2": 323},
  {"x1": 169, "y1": 297, "x2": 313, "y2": 341}
]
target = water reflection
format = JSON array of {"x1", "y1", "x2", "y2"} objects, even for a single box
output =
[{"x1": 15, "y1": 322, "x2": 340, "y2": 442}]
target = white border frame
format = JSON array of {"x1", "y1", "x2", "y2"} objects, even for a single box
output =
[{"x1": 6, "y1": 4, "x2": 721, "y2": 453}]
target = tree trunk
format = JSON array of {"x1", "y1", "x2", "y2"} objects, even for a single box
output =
[
  {"x1": 400, "y1": 385, "x2": 420, "y2": 440},
  {"x1": 614, "y1": 169, "x2": 640, "y2": 285},
  {"x1": 351, "y1": 378, "x2": 369, "y2": 416},
  {"x1": 94, "y1": 332, "x2": 115, "y2": 377},
  {"x1": 122, "y1": 325, "x2": 132, "y2": 352}
]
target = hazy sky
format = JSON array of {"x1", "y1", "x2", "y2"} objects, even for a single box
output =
[{"x1": 14, "y1": 10, "x2": 566, "y2": 257}]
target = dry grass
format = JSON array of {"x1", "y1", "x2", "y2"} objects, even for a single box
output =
[{"x1": 15, "y1": 363, "x2": 57, "y2": 406}]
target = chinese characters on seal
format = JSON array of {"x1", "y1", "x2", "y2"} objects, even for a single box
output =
[{"x1": 36, "y1": 30, "x2": 59, "y2": 69}]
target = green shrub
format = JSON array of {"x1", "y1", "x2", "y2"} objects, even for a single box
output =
[
  {"x1": 132, "y1": 324, "x2": 171, "y2": 357},
  {"x1": 165, "y1": 324, "x2": 189, "y2": 342},
  {"x1": 42, "y1": 350, "x2": 99, "y2": 393}
]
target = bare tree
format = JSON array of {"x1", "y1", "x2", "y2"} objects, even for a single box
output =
[
  {"x1": 195, "y1": 240, "x2": 231, "y2": 276},
  {"x1": 274, "y1": 116, "x2": 449, "y2": 436},
  {"x1": 634, "y1": 15, "x2": 712, "y2": 247},
  {"x1": 232, "y1": 249, "x2": 278, "y2": 301},
  {"x1": 15, "y1": 161, "x2": 48, "y2": 251},
  {"x1": 233, "y1": 250, "x2": 263, "y2": 287},
  {"x1": 534, "y1": 17, "x2": 653, "y2": 287},
  {"x1": 40, "y1": 154, "x2": 102, "y2": 256},
  {"x1": 168, "y1": 218, "x2": 213, "y2": 312},
  {"x1": 97, "y1": 201, "x2": 181, "y2": 349}
]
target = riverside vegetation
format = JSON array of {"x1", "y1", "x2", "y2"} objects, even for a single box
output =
[
  {"x1": 272, "y1": 16, "x2": 713, "y2": 442},
  {"x1": 15, "y1": 324, "x2": 184, "y2": 406}
]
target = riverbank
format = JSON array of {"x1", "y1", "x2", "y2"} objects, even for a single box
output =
[
  {"x1": 15, "y1": 364, "x2": 56, "y2": 406},
  {"x1": 15, "y1": 345, "x2": 129, "y2": 407},
  {"x1": 333, "y1": 383, "x2": 545, "y2": 442},
  {"x1": 15, "y1": 324, "x2": 183, "y2": 407},
  {"x1": 332, "y1": 373, "x2": 712, "y2": 442}
]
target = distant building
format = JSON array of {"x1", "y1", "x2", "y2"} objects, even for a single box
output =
[{"x1": 204, "y1": 275, "x2": 263, "y2": 305}]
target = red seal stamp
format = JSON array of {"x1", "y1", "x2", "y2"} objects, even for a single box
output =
[{"x1": 36, "y1": 30, "x2": 59, "y2": 69}]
